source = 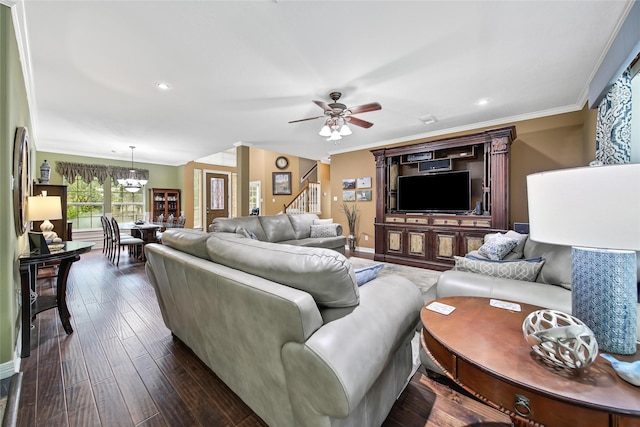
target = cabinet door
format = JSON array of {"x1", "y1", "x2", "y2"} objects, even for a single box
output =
[
  {"x1": 461, "y1": 231, "x2": 486, "y2": 255},
  {"x1": 386, "y1": 227, "x2": 404, "y2": 254},
  {"x1": 407, "y1": 229, "x2": 427, "y2": 258},
  {"x1": 432, "y1": 230, "x2": 457, "y2": 261}
]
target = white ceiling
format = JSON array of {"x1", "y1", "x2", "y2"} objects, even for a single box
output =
[{"x1": 14, "y1": 0, "x2": 633, "y2": 166}]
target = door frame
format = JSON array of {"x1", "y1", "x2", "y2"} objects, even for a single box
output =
[{"x1": 203, "y1": 169, "x2": 233, "y2": 223}]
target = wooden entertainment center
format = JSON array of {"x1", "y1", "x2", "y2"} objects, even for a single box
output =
[{"x1": 371, "y1": 126, "x2": 516, "y2": 270}]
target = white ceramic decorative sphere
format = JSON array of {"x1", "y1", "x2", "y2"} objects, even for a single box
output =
[{"x1": 522, "y1": 309, "x2": 598, "y2": 370}]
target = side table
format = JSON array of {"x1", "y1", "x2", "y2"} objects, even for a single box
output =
[
  {"x1": 19, "y1": 241, "x2": 94, "y2": 357},
  {"x1": 421, "y1": 296, "x2": 640, "y2": 427}
]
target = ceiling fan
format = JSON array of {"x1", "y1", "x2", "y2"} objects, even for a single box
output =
[{"x1": 289, "y1": 92, "x2": 381, "y2": 141}]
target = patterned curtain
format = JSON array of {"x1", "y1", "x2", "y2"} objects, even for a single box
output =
[
  {"x1": 595, "y1": 70, "x2": 632, "y2": 164},
  {"x1": 56, "y1": 161, "x2": 149, "y2": 185}
]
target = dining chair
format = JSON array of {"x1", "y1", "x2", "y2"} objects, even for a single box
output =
[
  {"x1": 110, "y1": 217, "x2": 144, "y2": 266},
  {"x1": 176, "y1": 215, "x2": 186, "y2": 228},
  {"x1": 100, "y1": 216, "x2": 109, "y2": 255}
]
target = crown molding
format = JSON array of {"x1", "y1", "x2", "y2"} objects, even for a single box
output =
[{"x1": 0, "y1": 1, "x2": 17, "y2": 7}]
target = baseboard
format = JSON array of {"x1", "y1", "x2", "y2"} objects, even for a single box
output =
[
  {"x1": 356, "y1": 246, "x2": 374, "y2": 254},
  {"x1": 0, "y1": 357, "x2": 18, "y2": 381}
]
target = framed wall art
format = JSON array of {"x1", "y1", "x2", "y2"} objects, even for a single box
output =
[
  {"x1": 342, "y1": 190, "x2": 356, "y2": 201},
  {"x1": 357, "y1": 177, "x2": 372, "y2": 188},
  {"x1": 13, "y1": 127, "x2": 30, "y2": 235},
  {"x1": 272, "y1": 172, "x2": 292, "y2": 195},
  {"x1": 342, "y1": 178, "x2": 356, "y2": 189},
  {"x1": 357, "y1": 189, "x2": 372, "y2": 201}
]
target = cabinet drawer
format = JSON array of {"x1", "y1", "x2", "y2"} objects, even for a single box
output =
[
  {"x1": 433, "y1": 218, "x2": 459, "y2": 226},
  {"x1": 406, "y1": 217, "x2": 428, "y2": 224},
  {"x1": 457, "y1": 359, "x2": 609, "y2": 427},
  {"x1": 460, "y1": 219, "x2": 491, "y2": 227},
  {"x1": 385, "y1": 217, "x2": 405, "y2": 223}
]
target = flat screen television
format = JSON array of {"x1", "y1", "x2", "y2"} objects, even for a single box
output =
[{"x1": 396, "y1": 170, "x2": 471, "y2": 213}]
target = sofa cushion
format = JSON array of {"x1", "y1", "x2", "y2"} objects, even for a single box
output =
[
  {"x1": 313, "y1": 218, "x2": 334, "y2": 225},
  {"x1": 206, "y1": 233, "x2": 359, "y2": 307},
  {"x1": 523, "y1": 239, "x2": 573, "y2": 289},
  {"x1": 288, "y1": 213, "x2": 318, "y2": 239},
  {"x1": 453, "y1": 256, "x2": 545, "y2": 282},
  {"x1": 211, "y1": 216, "x2": 268, "y2": 241},
  {"x1": 310, "y1": 224, "x2": 338, "y2": 238},
  {"x1": 161, "y1": 229, "x2": 211, "y2": 260},
  {"x1": 259, "y1": 215, "x2": 297, "y2": 242},
  {"x1": 477, "y1": 234, "x2": 519, "y2": 260}
]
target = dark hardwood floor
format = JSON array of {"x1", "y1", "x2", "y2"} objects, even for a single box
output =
[{"x1": 16, "y1": 248, "x2": 511, "y2": 426}]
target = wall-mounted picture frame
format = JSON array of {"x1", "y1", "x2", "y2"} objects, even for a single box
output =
[
  {"x1": 342, "y1": 190, "x2": 356, "y2": 201},
  {"x1": 357, "y1": 190, "x2": 372, "y2": 201},
  {"x1": 342, "y1": 178, "x2": 356, "y2": 189},
  {"x1": 272, "y1": 172, "x2": 292, "y2": 195},
  {"x1": 357, "y1": 177, "x2": 372, "y2": 189},
  {"x1": 13, "y1": 127, "x2": 30, "y2": 235}
]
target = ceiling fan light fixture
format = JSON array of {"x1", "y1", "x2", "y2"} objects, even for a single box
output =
[
  {"x1": 329, "y1": 130, "x2": 342, "y2": 141},
  {"x1": 319, "y1": 125, "x2": 332, "y2": 137},
  {"x1": 339, "y1": 124, "x2": 352, "y2": 136}
]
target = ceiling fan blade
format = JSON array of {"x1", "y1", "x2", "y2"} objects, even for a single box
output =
[
  {"x1": 288, "y1": 115, "x2": 324, "y2": 124},
  {"x1": 347, "y1": 116, "x2": 374, "y2": 128},
  {"x1": 313, "y1": 100, "x2": 333, "y2": 112},
  {"x1": 347, "y1": 102, "x2": 382, "y2": 115}
]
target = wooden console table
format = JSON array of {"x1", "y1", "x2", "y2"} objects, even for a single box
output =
[
  {"x1": 19, "y1": 241, "x2": 94, "y2": 357},
  {"x1": 421, "y1": 296, "x2": 640, "y2": 427}
]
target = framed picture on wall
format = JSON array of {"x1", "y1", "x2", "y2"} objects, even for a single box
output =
[
  {"x1": 357, "y1": 177, "x2": 372, "y2": 188},
  {"x1": 272, "y1": 172, "x2": 292, "y2": 195},
  {"x1": 342, "y1": 178, "x2": 356, "y2": 189},
  {"x1": 342, "y1": 190, "x2": 356, "y2": 201},
  {"x1": 357, "y1": 190, "x2": 372, "y2": 201}
]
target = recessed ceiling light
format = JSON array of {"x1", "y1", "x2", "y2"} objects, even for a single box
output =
[
  {"x1": 475, "y1": 98, "x2": 492, "y2": 106},
  {"x1": 419, "y1": 114, "x2": 437, "y2": 124},
  {"x1": 155, "y1": 82, "x2": 171, "y2": 91}
]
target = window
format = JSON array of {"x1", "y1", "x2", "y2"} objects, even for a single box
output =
[
  {"x1": 193, "y1": 169, "x2": 202, "y2": 229},
  {"x1": 249, "y1": 181, "x2": 261, "y2": 214},
  {"x1": 65, "y1": 176, "x2": 104, "y2": 231},
  {"x1": 111, "y1": 183, "x2": 145, "y2": 223}
]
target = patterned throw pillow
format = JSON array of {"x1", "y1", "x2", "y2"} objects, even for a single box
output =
[
  {"x1": 310, "y1": 224, "x2": 338, "y2": 238},
  {"x1": 313, "y1": 218, "x2": 334, "y2": 225},
  {"x1": 477, "y1": 234, "x2": 519, "y2": 260},
  {"x1": 354, "y1": 264, "x2": 384, "y2": 286},
  {"x1": 453, "y1": 256, "x2": 545, "y2": 282}
]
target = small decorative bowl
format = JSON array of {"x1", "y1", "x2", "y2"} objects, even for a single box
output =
[{"x1": 522, "y1": 309, "x2": 598, "y2": 370}]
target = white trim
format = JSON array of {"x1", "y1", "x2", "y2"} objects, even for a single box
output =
[
  {"x1": 0, "y1": 341, "x2": 20, "y2": 380},
  {"x1": 8, "y1": 0, "x2": 40, "y2": 145},
  {"x1": 347, "y1": 246, "x2": 375, "y2": 254}
]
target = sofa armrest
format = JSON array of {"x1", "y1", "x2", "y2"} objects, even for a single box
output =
[
  {"x1": 282, "y1": 275, "x2": 423, "y2": 418},
  {"x1": 436, "y1": 270, "x2": 572, "y2": 312}
]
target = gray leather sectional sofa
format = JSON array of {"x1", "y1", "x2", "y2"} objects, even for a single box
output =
[
  {"x1": 209, "y1": 213, "x2": 346, "y2": 254},
  {"x1": 145, "y1": 229, "x2": 423, "y2": 427}
]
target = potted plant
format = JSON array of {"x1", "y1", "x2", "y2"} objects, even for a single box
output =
[{"x1": 341, "y1": 203, "x2": 358, "y2": 252}]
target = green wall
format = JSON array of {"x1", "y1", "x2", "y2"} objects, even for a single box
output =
[
  {"x1": 1, "y1": 5, "x2": 33, "y2": 373},
  {"x1": 35, "y1": 151, "x2": 181, "y2": 214}
]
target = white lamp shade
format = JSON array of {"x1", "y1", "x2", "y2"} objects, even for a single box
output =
[
  {"x1": 27, "y1": 195, "x2": 62, "y2": 221},
  {"x1": 339, "y1": 124, "x2": 352, "y2": 136},
  {"x1": 318, "y1": 125, "x2": 331, "y2": 137},
  {"x1": 526, "y1": 163, "x2": 640, "y2": 251}
]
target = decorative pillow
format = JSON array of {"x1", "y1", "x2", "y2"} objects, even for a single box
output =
[
  {"x1": 477, "y1": 234, "x2": 519, "y2": 260},
  {"x1": 453, "y1": 256, "x2": 545, "y2": 282},
  {"x1": 504, "y1": 230, "x2": 528, "y2": 258},
  {"x1": 466, "y1": 254, "x2": 543, "y2": 264},
  {"x1": 236, "y1": 227, "x2": 258, "y2": 240},
  {"x1": 310, "y1": 224, "x2": 338, "y2": 238},
  {"x1": 313, "y1": 218, "x2": 334, "y2": 225},
  {"x1": 354, "y1": 264, "x2": 384, "y2": 286}
]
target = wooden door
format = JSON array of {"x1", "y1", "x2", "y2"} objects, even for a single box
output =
[{"x1": 206, "y1": 172, "x2": 229, "y2": 226}]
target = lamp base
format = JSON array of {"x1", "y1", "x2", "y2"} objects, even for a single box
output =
[{"x1": 571, "y1": 247, "x2": 637, "y2": 355}]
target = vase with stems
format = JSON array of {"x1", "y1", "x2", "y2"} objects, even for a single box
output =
[{"x1": 341, "y1": 203, "x2": 358, "y2": 253}]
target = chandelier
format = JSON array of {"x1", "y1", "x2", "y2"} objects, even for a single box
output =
[
  {"x1": 118, "y1": 146, "x2": 148, "y2": 193},
  {"x1": 318, "y1": 117, "x2": 352, "y2": 142}
]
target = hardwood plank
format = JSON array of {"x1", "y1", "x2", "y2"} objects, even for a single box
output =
[
  {"x1": 101, "y1": 337, "x2": 158, "y2": 424},
  {"x1": 134, "y1": 413, "x2": 168, "y2": 427},
  {"x1": 66, "y1": 380, "x2": 101, "y2": 427},
  {"x1": 92, "y1": 376, "x2": 133, "y2": 427},
  {"x1": 131, "y1": 354, "x2": 198, "y2": 427},
  {"x1": 73, "y1": 321, "x2": 113, "y2": 384}
]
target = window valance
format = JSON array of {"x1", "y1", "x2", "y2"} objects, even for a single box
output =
[{"x1": 56, "y1": 161, "x2": 149, "y2": 185}]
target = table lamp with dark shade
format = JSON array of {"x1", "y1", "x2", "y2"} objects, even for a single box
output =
[
  {"x1": 526, "y1": 163, "x2": 640, "y2": 354},
  {"x1": 27, "y1": 192, "x2": 63, "y2": 243}
]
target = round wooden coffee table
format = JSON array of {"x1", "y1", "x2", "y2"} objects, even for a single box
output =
[{"x1": 421, "y1": 296, "x2": 640, "y2": 427}]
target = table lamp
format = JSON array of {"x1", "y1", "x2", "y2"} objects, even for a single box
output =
[
  {"x1": 526, "y1": 163, "x2": 640, "y2": 354},
  {"x1": 27, "y1": 192, "x2": 63, "y2": 243}
]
